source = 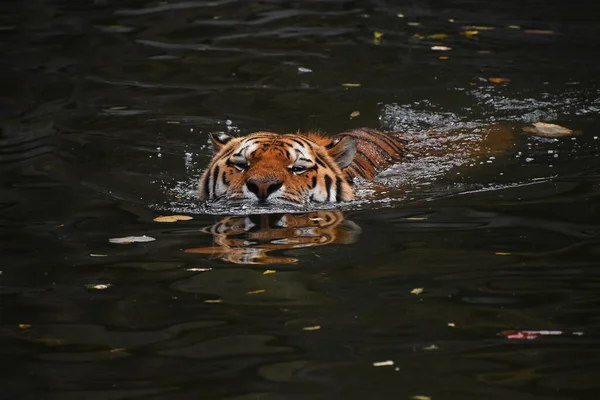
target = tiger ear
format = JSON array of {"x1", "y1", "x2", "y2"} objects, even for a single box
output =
[
  {"x1": 326, "y1": 135, "x2": 356, "y2": 169},
  {"x1": 209, "y1": 132, "x2": 233, "y2": 154}
]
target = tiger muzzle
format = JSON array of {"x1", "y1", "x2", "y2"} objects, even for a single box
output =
[{"x1": 246, "y1": 177, "x2": 283, "y2": 202}]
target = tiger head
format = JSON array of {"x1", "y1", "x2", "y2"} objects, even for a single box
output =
[{"x1": 198, "y1": 131, "x2": 357, "y2": 206}]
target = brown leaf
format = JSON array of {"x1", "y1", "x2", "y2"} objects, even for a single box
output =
[
  {"x1": 153, "y1": 215, "x2": 193, "y2": 223},
  {"x1": 488, "y1": 77, "x2": 511, "y2": 84}
]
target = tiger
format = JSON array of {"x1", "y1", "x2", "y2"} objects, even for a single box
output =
[
  {"x1": 198, "y1": 128, "x2": 408, "y2": 206},
  {"x1": 198, "y1": 125, "x2": 516, "y2": 207}
]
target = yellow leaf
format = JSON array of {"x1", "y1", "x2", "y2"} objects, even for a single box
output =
[
  {"x1": 406, "y1": 217, "x2": 426, "y2": 221},
  {"x1": 428, "y1": 33, "x2": 448, "y2": 40},
  {"x1": 463, "y1": 30, "x2": 478, "y2": 38},
  {"x1": 448, "y1": 322, "x2": 456, "y2": 327},
  {"x1": 488, "y1": 77, "x2": 511, "y2": 84},
  {"x1": 247, "y1": 289, "x2": 266, "y2": 295},
  {"x1": 303, "y1": 325, "x2": 321, "y2": 331},
  {"x1": 153, "y1": 215, "x2": 193, "y2": 223},
  {"x1": 439, "y1": 56, "x2": 449, "y2": 60},
  {"x1": 263, "y1": 270, "x2": 276, "y2": 275},
  {"x1": 373, "y1": 360, "x2": 394, "y2": 367},
  {"x1": 411, "y1": 288, "x2": 424, "y2": 295},
  {"x1": 341, "y1": 83, "x2": 361, "y2": 87},
  {"x1": 495, "y1": 252, "x2": 512, "y2": 256},
  {"x1": 350, "y1": 110, "x2": 360, "y2": 118},
  {"x1": 373, "y1": 31, "x2": 384, "y2": 45},
  {"x1": 19, "y1": 324, "x2": 32, "y2": 329},
  {"x1": 412, "y1": 396, "x2": 432, "y2": 400},
  {"x1": 413, "y1": 33, "x2": 425, "y2": 40}
]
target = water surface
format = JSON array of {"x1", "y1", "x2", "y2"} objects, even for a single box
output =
[{"x1": 1, "y1": 1, "x2": 600, "y2": 399}]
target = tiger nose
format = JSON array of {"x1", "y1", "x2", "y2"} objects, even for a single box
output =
[{"x1": 246, "y1": 178, "x2": 283, "y2": 201}]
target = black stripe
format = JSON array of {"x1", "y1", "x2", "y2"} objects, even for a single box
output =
[
  {"x1": 311, "y1": 176, "x2": 317, "y2": 188},
  {"x1": 335, "y1": 177, "x2": 343, "y2": 202},
  {"x1": 202, "y1": 173, "x2": 210, "y2": 198},
  {"x1": 325, "y1": 175, "x2": 333, "y2": 201},
  {"x1": 212, "y1": 165, "x2": 220, "y2": 198},
  {"x1": 288, "y1": 137, "x2": 313, "y2": 150},
  {"x1": 358, "y1": 128, "x2": 409, "y2": 151},
  {"x1": 345, "y1": 132, "x2": 402, "y2": 159},
  {"x1": 222, "y1": 171, "x2": 229, "y2": 185},
  {"x1": 355, "y1": 149, "x2": 378, "y2": 171}
]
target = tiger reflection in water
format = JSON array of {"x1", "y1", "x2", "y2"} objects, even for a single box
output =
[{"x1": 185, "y1": 211, "x2": 360, "y2": 264}]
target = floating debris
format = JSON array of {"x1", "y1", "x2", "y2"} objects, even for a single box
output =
[
  {"x1": 499, "y1": 330, "x2": 584, "y2": 340},
  {"x1": 247, "y1": 289, "x2": 266, "y2": 295},
  {"x1": 19, "y1": 324, "x2": 32, "y2": 329},
  {"x1": 341, "y1": 83, "x2": 361, "y2": 87},
  {"x1": 411, "y1": 396, "x2": 432, "y2": 400},
  {"x1": 495, "y1": 252, "x2": 511, "y2": 256},
  {"x1": 350, "y1": 110, "x2": 361, "y2": 118},
  {"x1": 411, "y1": 288, "x2": 424, "y2": 295},
  {"x1": 85, "y1": 284, "x2": 112, "y2": 290},
  {"x1": 447, "y1": 322, "x2": 456, "y2": 328},
  {"x1": 489, "y1": 77, "x2": 511, "y2": 84},
  {"x1": 373, "y1": 31, "x2": 384, "y2": 45},
  {"x1": 109, "y1": 235, "x2": 156, "y2": 244},
  {"x1": 297, "y1": 66, "x2": 312, "y2": 74},
  {"x1": 263, "y1": 270, "x2": 276, "y2": 275},
  {"x1": 373, "y1": 360, "x2": 394, "y2": 367},
  {"x1": 186, "y1": 268, "x2": 212, "y2": 272},
  {"x1": 90, "y1": 254, "x2": 108, "y2": 257},
  {"x1": 431, "y1": 45, "x2": 452, "y2": 51},
  {"x1": 204, "y1": 299, "x2": 223, "y2": 303},
  {"x1": 153, "y1": 215, "x2": 193, "y2": 223},
  {"x1": 303, "y1": 325, "x2": 321, "y2": 331},
  {"x1": 422, "y1": 344, "x2": 438, "y2": 351},
  {"x1": 522, "y1": 122, "x2": 580, "y2": 137}
]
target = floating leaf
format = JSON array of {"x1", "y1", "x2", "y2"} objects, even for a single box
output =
[
  {"x1": 508, "y1": 25, "x2": 521, "y2": 29},
  {"x1": 303, "y1": 325, "x2": 321, "y2": 331},
  {"x1": 439, "y1": 56, "x2": 449, "y2": 60},
  {"x1": 204, "y1": 299, "x2": 223, "y2": 303},
  {"x1": 187, "y1": 268, "x2": 212, "y2": 272},
  {"x1": 263, "y1": 270, "x2": 276, "y2": 275},
  {"x1": 429, "y1": 33, "x2": 448, "y2": 40},
  {"x1": 166, "y1": 121, "x2": 181, "y2": 124},
  {"x1": 489, "y1": 77, "x2": 511, "y2": 84},
  {"x1": 341, "y1": 83, "x2": 361, "y2": 87},
  {"x1": 350, "y1": 110, "x2": 360, "y2": 118},
  {"x1": 19, "y1": 324, "x2": 32, "y2": 329},
  {"x1": 463, "y1": 30, "x2": 478, "y2": 38},
  {"x1": 373, "y1": 31, "x2": 384, "y2": 45},
  {"x1": 495, "y1": 252, "x2": 511, "y2": 256},
  {"x1": 109, "y1": 235, "x2": 156, "y2": 244},
  {"x1": 247, "y1": 289, "x2": 266, "y2": 295},
  {"x1": 413, "y1": 33, "x2": 425, "y2": 40},
  {"x1": 90, "y1": 254, "x2": 108, "y2": 257},
  {"x1": 397, "y1": 13, "x2": 404, "y2": 18},
  {"x1": 411, "y1": 288, "x2": 424, "y2": 295},
  {"x1": 412, "y1": 396, "x2": 432, "y2": 400},
  {"x1": 423, "y1": 344, "x2": 438, "y2": 351},
  {"x1": 297, "y1": 66, "x2": 312, "y2": 74},
  {"x1": 406, "y1": 22, "x2": 420, "y2": 27},
  {"x1": 373, "y1": 360, "x2": 394, "y2": 367},
  {"x1": 85, "y1": 284, "x2": 112, "y2": 290},
  {"x1": 447, "y1": 322, "x2": 456, "y2": 327},
  {"x1": 431, "y1": 45, "x2": 451, "y2": 51},
  {"x1": 406, "y1": 217, "x2": 426, "y2": 221},
  {"x1": 522, "y1": 122, "x2": 580, "y2": 138},
  {"x1": 153, "y1": 215, "x2": 193, "y2": 223}
]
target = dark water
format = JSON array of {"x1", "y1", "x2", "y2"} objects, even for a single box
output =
[{"x1": 2, "y1": 1, "x2": 600, "y2": 399}]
